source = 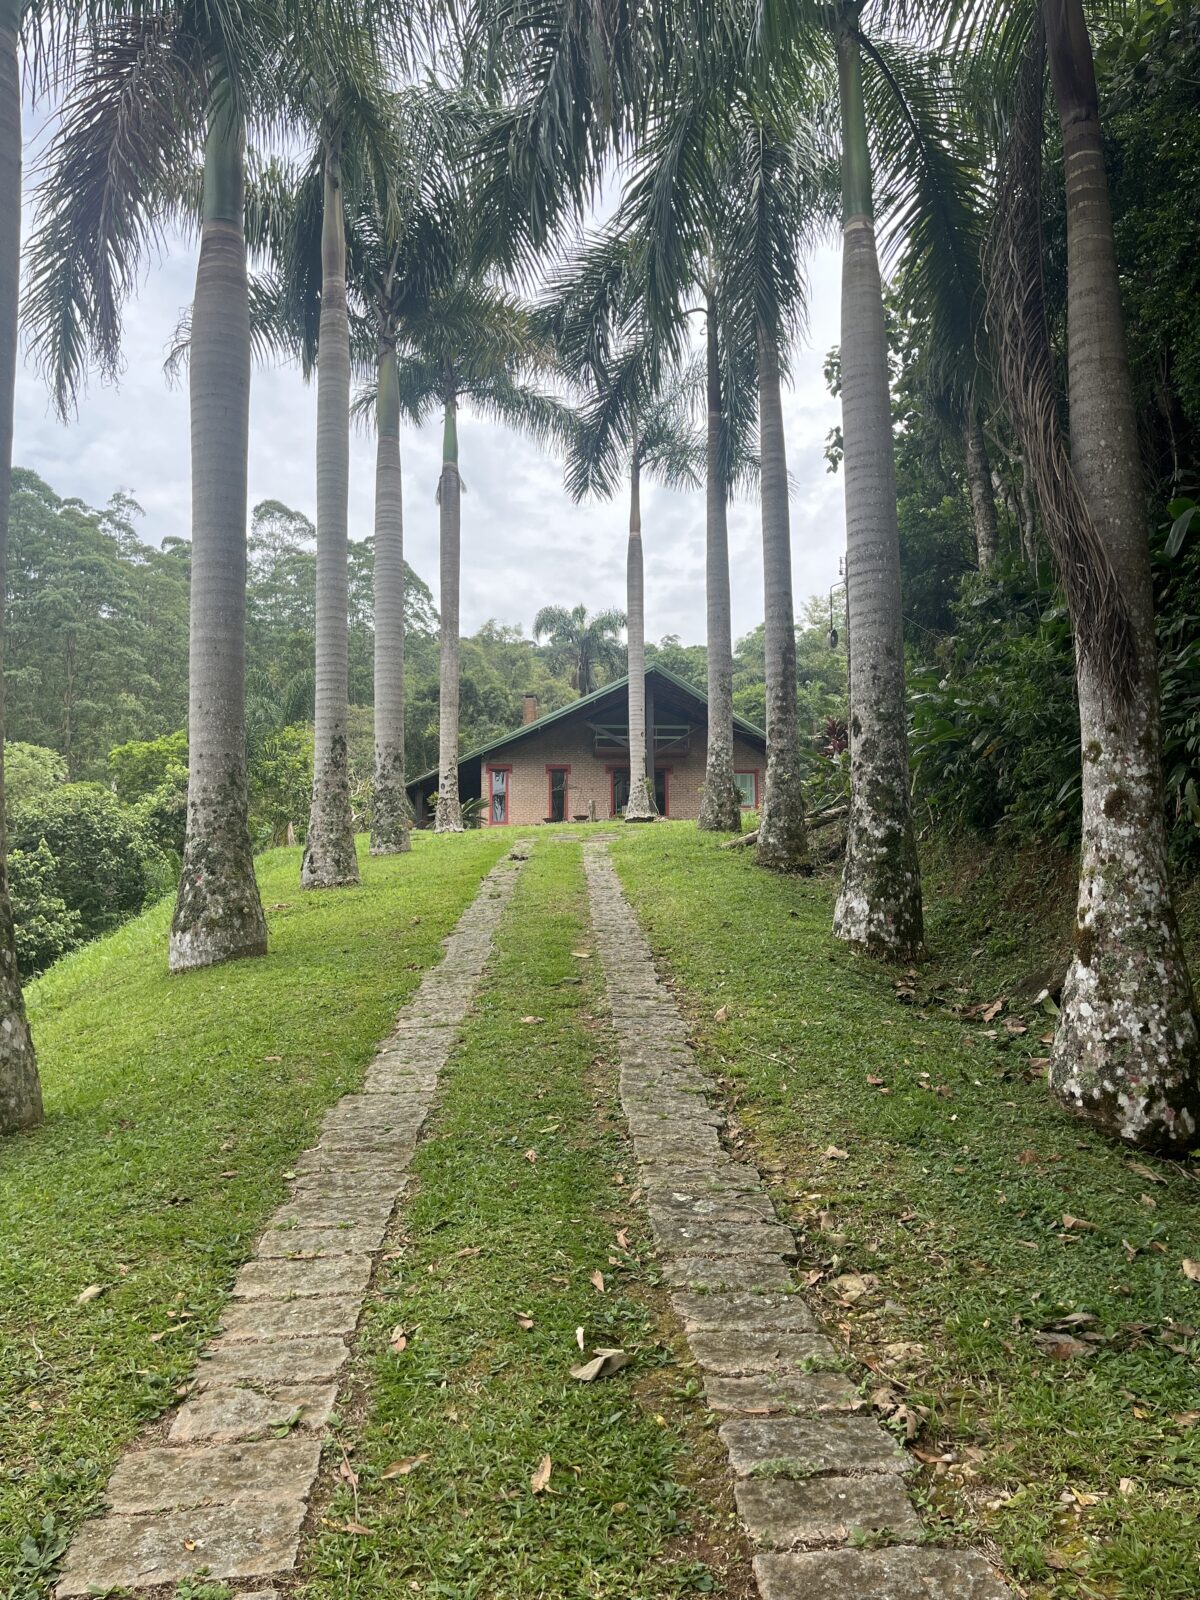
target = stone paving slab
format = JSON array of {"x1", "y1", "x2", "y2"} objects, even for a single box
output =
[
  {"x1": 673, "y1": 1293, "x2": 818, "y2": 1334},
  {"x1": 56, "y1": 850, "x2": 528, "y2": 1596},
  {"x1": 56, "y1": 1500, "x2": 309, "y2": 1594},
  {"x1": 256, "y1": 1224, "x2": 386, "y2": 1258},
  {"x1": 218, "y1": 1296, "x2": 361, "y2": 1340},
  {"x1": 703, "y1": 1371, "x2": 858, "y2": 1414},
  {"x1": 736, "y1": 1476, "x2": 921, "y2": 1548},
  {"x1": 649, "y1": 1217, "x2": 798, "y2": 1259},
  {"x1": 688, "y1": 1328, "x2": 843, "y2": 1377},
  {"x1": 107, "y1": 1440, "x2": 320, "y2": 1513},
  {"x1": 720, "y1": 1415, "x2": 910, "y2": 1478},
  {"x1": 754, "y1": 1548, "x2": 1012, "y2": 1599},
  {"x1": 194, "y1": 1335, "x2": 349, "y2": 1388},
  {"x1": 168, "y1": 1383, "x2": 338, "y2": 1444},
  {"x1": 662, "y1": 1254, "x2": 796, "y2": 1292},
  {"x1": 231, "y1": 1254, "x2": 373, "y2": 1300}
]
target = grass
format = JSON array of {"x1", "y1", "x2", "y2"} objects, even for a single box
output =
[
  {"x1": 0, "y1": 830, "x2": 512, "y2": 1587},
  {"x1": 611, "y1": 823, "x2": 1200, "y2": 1600},
  {"x1": 300, "y1": 838, "x2": 751, "y2": 1600}
]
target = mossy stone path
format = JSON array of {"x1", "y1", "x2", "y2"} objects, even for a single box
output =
[{"x1": 54, "y1": 838, "x2": 1011, "y2": 1599}]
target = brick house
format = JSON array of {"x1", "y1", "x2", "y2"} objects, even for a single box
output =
[{"x1": 406, "y1": 667, "x2": 767, "y2": 827}]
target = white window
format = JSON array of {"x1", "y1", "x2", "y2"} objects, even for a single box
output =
[{"x1": 734, "y1": 770, "x2": 758, "y2": 809}]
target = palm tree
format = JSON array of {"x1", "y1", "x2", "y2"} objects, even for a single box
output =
[
  {"x1": 984, "y1": 9, "x2": 1199, "y2": 1147},
  {"x1": 542, "y1": 232, "x2": 702, "y2": 823},
  {"x1": 0, "y1": 0, "x2": 42, "y2": 1130},
  {"x1": 532, "y1": 604, "x2": 626, "y2": 694},
  {"x1": 392, "y1": 283, "x2": 576, "y2": 832},
  {"x1": 22, "y1": 5, "x2": 340, "y2": 970}
]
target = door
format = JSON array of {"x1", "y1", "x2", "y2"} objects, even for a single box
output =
[{"x1": 548, "y1": 767, "x2": 568, "y2": 822}]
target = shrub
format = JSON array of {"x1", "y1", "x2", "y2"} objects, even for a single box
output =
[
  {"x1": 108, "y1": 730, "x2": 188, "y2": 803},
  {"x1": 7, "y1": 841, "x2": 82, "y2": 977},
  {"x1": 4, "y1": 743, "x2": 67, "y2": 814},
  {"x1": 9, "y1": 784, "x2": 166, "y2": 943},
  {"x1": 249, "y1": 723, "x2": 313, "y2": 848}
]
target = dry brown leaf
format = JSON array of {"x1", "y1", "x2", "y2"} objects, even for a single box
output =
[
  {"x1": 1173, "y1": 1411, "x2": 1199, "y2": 1428},
  {"x1": 866, "y1": 1074, "x2": 886, "y2": 1087},
  {"x1": 571, "y1": 950, "x2": 592, "y2": 959},
  {"x1": 524, "y1": 1148, "x2": 538, "y2": 1164},
  {"x1": 75, "y1": 1284, "x2": 103, "y2": 1306},
  {"x1": 339, "y1": 1459, "x2": 359, "y2": 1487},
  {"x1": 1118, "y1": 1477, "x2": 1136, "y2": 1496},
  {"x1": 714, "y1": 1005, "x2": 729, "y2": 1023},
  {"x1": 1062, "y1": 1214, "x2": 1099, "y2": 1232},
  {"x1": 1181, "y1": 1258, "x2": 1200, "y2": 1282},
  {"x1": 575, "y1": 1326, "x2": 585, "y2": 1350},
  {"x1": 389, "y1": 1325, "x2": 409, "y2": 1354},
  {"x1": 520, "y1": 1016, "x2": 544, "y2": 1026},
  {"x1": 589, "y1": 1270, "x2": 605, "y2": 1293},
  {"x1": 455, "y1": 1246, "x2": 482, "y2": 1258},
  {"x1": 615, "y1": 1228, "x2": 629, "y2": 1249},
  {"x1": 531, "y1": 1454, "x2": 552, "y2": 1494},
  {"x1": 382, "y1": 1453, "x2": 429, "y2": 1479},
  {"x1": 824, "y1": 1145, "x2": 850, "y2": 1161},
  {"x1": 516, "y1": 1313, "x2": 535, "y2": 1330},
  {"x1": 571, "y1": 1347, "x2": 629, "y2": 1382},
  {"x1": 339, "y1": 1520, "x2": 372, "y2": 1535}
]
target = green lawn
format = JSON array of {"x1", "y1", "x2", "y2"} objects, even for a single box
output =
[
  {"x1": 611, "y1": 824, "x2": 1200, "y2": 1600},
  {"x1": 300, "y1": 839, "x2": 749, "y2": 1600},
  {"x1": 0, "y1": 831, "x2": 511, "y2": 1587}
]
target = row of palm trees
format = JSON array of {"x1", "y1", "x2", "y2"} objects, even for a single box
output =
[{"x1": 0, "y1": 0, "x2": 1196, "y2": 1154}]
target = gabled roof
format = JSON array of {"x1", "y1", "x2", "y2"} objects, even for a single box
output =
[{"x1": 407, "y1": 665, "x2": 766, "y2": 789}]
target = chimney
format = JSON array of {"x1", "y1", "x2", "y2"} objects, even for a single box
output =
[{"x1": 522, "y1": 693, "x2": 539, "y2": 725}]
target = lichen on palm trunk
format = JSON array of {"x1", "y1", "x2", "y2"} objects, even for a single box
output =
[
  {"x1": 624, "y1": 456, "x2": 657, "y2": 824},
  {"x1": 168, "y1": 99, "x2": 266, "y2": 971},
  {"x1": 831, "y1": 33, "x2": 922, "y2": 955},
  {"x1": 435, "y1": 401, "x2": 464, "y2": 835},
  {"x1": 754, "y1": 323, "x2": 808, "y2": 871},
  {"x1": 1043, "y1": 0, "x2": 1199, "y2": 1148},
  {"x1": 303, "y1": 146, "x2": 359, "y2": 888},
  {"x1": 371, "y1": 341, "x2": 410, "y2": 857}
]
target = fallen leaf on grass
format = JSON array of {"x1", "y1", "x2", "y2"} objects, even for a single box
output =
[
  {"x1": 382, "y1": 1454, "x2": 429, "y2": 1479},
  {"x1": 454, "y1": 1246, "x2": 482, "y2": 1258},
  {"x1": 824, "y1": 1146, "x2": 850, "y2": 1161},
  {"x1": 1128, "y1": 1161, "x2": 1166, "y2": 1186},
  {"x1": 866, "y1": 1075, "x2": 886, "y2": 1087},
  {"x1": 332, "y1": 1520, "x2": 372, "y2": 1536},
  {"x1": 832, "y1": 1273, "x2": 879, "y2": 1304},
  {"x1": 520, "y1": 1016, "x2": 545, "y2": 1026},
  {"x1": 571, "y1": 950, "x2": 592, "y2": 959},
  {"x1": 1033, "y1": 1332, "x2": 1094, "y2": 1359},
  {"x1": 531, "y1": 1455, "x2": 552, "y2": 1494},
  {"x1": 75, "y1": 1285, "x2": 104, "y2": 1306},
  {"x1": 1063, "y1": 1214, "x2": 1099, "y2": 1232},
  {"x1": 516, "y1": 1313, "x2": 535, "y2": 1330},
  {"x1": 339, "y1": 1459, "x2": 359, "y2": 1487},
  {"x1": 589, "y1": 1270, "x2": 606, "y2": 1293},
  {"x1": 981, "y1": 998, "x2": 1005, "y2": 1023},
  {"x1": 1119, "y1": 1477, "x2": 1137, "y2": 1496},
  {"x1": 1174, "y1": 1411, "x2": 1199, "y2": 1428},
  {"x1": 1182, "y1": 1258, "x2": 1200, "y2": 1282},
  {"x1": 615, "y1": 1228, "x2": 630, "y2": 1249},
  {"x1": 575, "y1": 1326, "x2": 585, "y2": 1350},
  {"x1": 571, "y1": 1347, "x2": 629, "y2": 1382},
  {"x1": 390, "y1": 1326, "x2": 410, "y2": 1353},
  {"x1": 714, "y1": 1005, "x2": 729, "y2": 1022},
  {"x1": 524, "y1": 1149, "x2": 538, "y2": 1164}
]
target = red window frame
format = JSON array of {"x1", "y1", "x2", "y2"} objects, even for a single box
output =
[
  {"x1": 486, "y1": 764, "x2": 513, "y2": 826},
  {"x1": 735, "y1": 769, "x2": 760, "y2": 809},
  {"x1": 607, "y1": 765, "x2": 671, "y2": 818},
  {"x1": 545, "y1": 764, "x2": 571, "y2": 822}
]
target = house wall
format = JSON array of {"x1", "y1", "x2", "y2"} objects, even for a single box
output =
[{"x1": 480, "y1": 722, "x2": 764, "y2": 826}]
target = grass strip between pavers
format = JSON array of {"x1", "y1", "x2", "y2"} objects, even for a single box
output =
[
  {"x1": 610, "y1": 823, "x2": 1200, "y2": 1600},
  {"x1": 0, "y1": 831, "x2": 513, "y2": 1587},
  {"x1": 301, "y1": 839, "x2": 752, "y2": 1600}
]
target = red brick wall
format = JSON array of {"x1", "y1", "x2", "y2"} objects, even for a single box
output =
[{"x1": 479, "y1": 722, "x2": 764, "y2": 826}]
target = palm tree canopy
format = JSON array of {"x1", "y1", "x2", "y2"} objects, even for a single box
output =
[{"x1": 532, "y1": 603, "x2": 627, "y2": 693}]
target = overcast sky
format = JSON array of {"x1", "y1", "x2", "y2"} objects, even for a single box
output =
[{"x1": 14, "y1": 161, "x2": 846, "y2": 648}]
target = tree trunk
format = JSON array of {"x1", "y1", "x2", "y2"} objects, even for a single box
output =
[
  {"x1": 1044, "y1": 0, "x2": 1199, "y2": 1149},
  {"x1": 965, "y1": 411, "x2": 998, "y2": 570},
  {"x1": 302, "y1": 142, "x2": 359, "y2": 888},
  {"x1": 0, "y1": 0, "x2": 41, "y2": 1131},
  {"x1": 169, "y1": 86, "x2": 268, "y2": 972},
  {"x1": 698, "y1": 292, "x2": 743, "y2": 833},
  {"x1": 754, "y1": 321, "x2": 809, "y2": 870},
  {"x1": 624, "y1": 450, "x2": 656, "y2": 821},
  {"x1": 831, "y1": 24, "x2": 923, "y2": 957},
  {"x1": 370, "y1": 336, "x2": 410, "y2": 855},
  {"x1": 434, "y1": 391, "x2": 463, "y2": 831}
]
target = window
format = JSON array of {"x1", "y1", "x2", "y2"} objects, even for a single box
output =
[
  {"x1": 609, "y1": 768, "x2": 670, "y2": 816},
  {"x1": 547, "y1": 767, "x2": 569, "y2": 822},
  {"x1": 735, "y1": 770, "x2": 759, "y2": 809},
  {"x1": 488, "y1": 766, "x2": 510, "y2": 825}
]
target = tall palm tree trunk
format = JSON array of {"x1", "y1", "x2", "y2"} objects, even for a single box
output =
[
  {"x1": 0, "y1": 0, "x2": 41, "y2": 1130},
  {"x1": 1044, "y1": 0, "x2": 1199, "y2": 1148},
  {"x1": 434, "y1": 391, "x2": 463, "y2": 832},
  {"x1": 624, "y1": 449, "x2": 656, "y2": 821},
  {"x1": 698, "y1": 293, "x2": 742, "y2": 833},
  {"x1": 965, "y1": 411, "x2": 998, "y2": 569},
  {"x1": 370, "y1": 335, "x2": 410, "y2": 854},
  {"x1": 831, "y1": 24, "x2": 923, "y2": 957},
  {"x1": 755, "y1": 321, "x2": 808, "y2": 870},
  {"x1": 169, "y1": 88, "x2": 268, "y2": 972},
  {"x1": 302, "y1": 143, "x2": 359, "y2": 888}
]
